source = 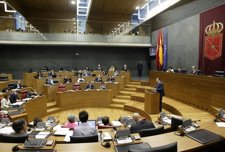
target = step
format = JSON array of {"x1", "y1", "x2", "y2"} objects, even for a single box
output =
[
  {"x1": 109, "y1": 104, "x2": 124, "y2": 110},
  {"x1": 47, "y1": 107, "x2": 61, "y2": 115},
  {"x1": 125, "y1": 84, "x2": 140, "y2": 88},
  {"x1": 119, "y1": 91, "x2": 135, "y2": 96},
  {"x1": 47, "y1": 101, "x2": 57, "y2": 109},
  {"x1": 123, "y1": 88, "x2": 136, "y2": 92},
  {"x1": 112, "y1": 98, "x2": 130, "y2": 105},
  {"x1": 117, "y1": 95, "x2": 131, "y2": 100},
  {"x1": 129, "y1": 81, "x2": 141, "y2": 85}
]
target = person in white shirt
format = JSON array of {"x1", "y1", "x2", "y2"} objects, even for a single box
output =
[
  {"x1": 77, "y1": 75, "x2": 85, "y2": 83},
  {"x1": 1, "y1": 94, "x2": 10, "y2": 110}
]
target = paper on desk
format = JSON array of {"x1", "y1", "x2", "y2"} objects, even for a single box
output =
[
  {"x1": 54, "y1": 128, "x2": 70, "y2": 136},
  {"x1": 216, "y1": 122, "x2": 225, "y2": 127},
  {"x1": 10, "y1": 101, "x2": 24, "y2": 106},
  {"x1": 53, "y1": 124, "x2": 62, "y2": 131},
  {"x1": 35, "y1": 131, "x2": 50, "y2": 139},
  {"x1": 162, "y1": 117, "x2": 171, "y2": 125},
  {"x1": 0, "y1": 126, "x2": 14, "y2": 134},
  {"x1": 117, "y1": 137, "x2": 133, "y2": 144},
  {"x1": 102, "y1": 132, "x2": 112, "y2": 141},
  {"x1": 64, "y1": 130, "x2": 73, "y2": 142},
  {"x1": 111, "y1": 121, "x2": 123, "y2": 127},
  {"x1": 185, "y1": 126, "x2": 196, "y2": 132}
]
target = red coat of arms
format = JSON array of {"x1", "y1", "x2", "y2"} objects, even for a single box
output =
[{"x1": 204, "y1": 21, "x2": 224, "y2": 60}]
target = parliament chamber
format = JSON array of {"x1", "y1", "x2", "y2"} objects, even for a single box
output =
[{"x1": 0, "y1": 70, "x2": 225, "y2": 152}]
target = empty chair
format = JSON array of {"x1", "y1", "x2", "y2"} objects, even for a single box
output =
[
  {"x1": 171, "y1": 117, "x2": 183, "y2": 131},
  {"x1": 0, "y1": 133, "x2": 28, "y2": 143},
  {"x1": 58, "y1": 84, "x2": 66, "y2": 92},
  {"x1": 73, "y1": 82, "x2": 81, "y2": 90},
  {"x1": 128, "y1": 142, "x2": 177, "y2": 152},
  {"x1": 139, "y1": 126, "x2": 164, "y2": 137},
  {"x1": 70, "y1": 134, "x2": 98, "y2": 143}
]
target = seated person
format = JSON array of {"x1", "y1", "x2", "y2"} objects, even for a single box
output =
[
  {"x1": 73, "y1": 110, "x2": 97, "y2": 136},
  {"x1": 95, "y1": 75, "x2": 103, "y2": 82},
  {"x1": 108, "y1": 65, "x2": 116, "y2": 72},
  {"x1": 85, "y1": 81, "x2": 95, "y2": 90},
  {"x1": 48, "y1": 70, "x2": 57, "y2": 78},
  {"x1": 85, "y1": 66, "x2": 90, "y2": 72},
  {"x1": 77, "y1": 75, "x2": 85, "y2": 83},
  {"x1": 166, "y1": 67, "x2": 174, "y2": 73},
  {"x1": 113, "y1": 70, "x2": 120, "y2": 76},
  {"x1": 27, "y1": 89, "x2": 38, "y2": 98},
  {"x1": 99, "y1": 81, "x2": 107, "y2": 90},
  {"x1": 34, "y1": 72, "x2": 43, "y2": 79},
  {"x1": 64, "y1": 77, "x2": 72, "y2": 84},
  {"x1": 9, "y1": 90, "x2": 20, "y2": 104},
  {"x1": 83, "y1": 70, "x2": 91, "y2": 77},
  {"x1": 96, "y1": 64, "x2": 103, "y2": 71},
  {"x1": 118, "y1": 115, "x2": 132, "y2": 124},
  {"x1": 16, "y1": 80, "x2": 22, "y2": 89},
  {"x1": 107, "y1": 75, "x2": 115, "y2": 82},
  {"x1": 1, "y1": 94, "x2": 10, "y2": 110},
  {"x1": 122, "y1": 64, "x2": 128, "y2": 71},
  {"x1": 191, "y1": 66, "x2": 197, "y2": 74},
  {"x1": 130, "y1": 113, "x2": 155, "y2": 133},
  {"x1": 46, "y1": 78, "x2": 54, "y2": 85},
  {"x1": 12, "y1": 119, "x2": 27, "y2": 135},
  {"x1": 62, "y1": 114, "x2": 77, "y2": 129}
]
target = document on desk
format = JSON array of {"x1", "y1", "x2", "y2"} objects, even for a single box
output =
[
  {"x1": 102, "y1": 132, "x2": 112, "y2": 141},
  {"x1": 216, "y1": 122, "x2": 225, "y2": 128},
  {"x1": 10, "y1": 101, "x2": 25, "y2": 106},
  {"x1": 117, "y1": 137, "x2": 133, "y2": 144},
  {"x1": 162, "y1": 117, "x2": 171, "y2": 125},
  {"x1": 35, "y1": 131, "x2": 50, "y2": 139},
  {"x1": 185, "y1": 126, "x2": 196, "y2": 132},
  {"x1": 112, "y1": 121, "x2": 123, "y2": 127},
  {"x1": 64, "y1": 130, "x2": 73, "y2": 142},
  {"x1": 54, "y1": 128, "x2": 70, "y2": 136},
  {"x1": 0, "y1": 126, "x2": 14, "y2": 134}
]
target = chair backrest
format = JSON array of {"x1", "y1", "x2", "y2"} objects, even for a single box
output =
[
  {"x1": 139, "y1": 126, "x2": 164, "y2": 137},
  {"x1": 0, "y1": 133, "x2": 28, "y2": 143},
  {"x1": 73, "y1": 82, "x2": 81, "y2": 90},
  {"x1": 21, "y1": 90, "x2": 28, "y2": 99},
  {"x1": 58, "y1": 84, "x2": 66, "y2": 92},
  {"x1": 70, "y1": 134, "x2": 98, "y2": 143},
  {"x1": 97, "y1": 125, "x2": 115, "y2": 129},
  {"x1": 128, "y1": 142, "x2": 177, "y2": 152},
  {"x1": 171, "y1": 117, "x2": 183, "y2": 131}
]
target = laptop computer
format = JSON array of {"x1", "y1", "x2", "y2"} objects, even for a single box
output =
[
  {"x1": 115, "y1": 143, "x2": 151, "y2": 152},
  {"x1": 24, "y1": 139, "x2": 47, "y2": 148}
]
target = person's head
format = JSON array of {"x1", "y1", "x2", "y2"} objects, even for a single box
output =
[
  {"x1": 98, "y1": 64, "x2": 101, "y2": 67},
  {"x1": 102, "y1": 116, "x2": 110, "y2": 125},
  {"x1": 132, "y1": 113, "x2": 141, "y2": 122},
  {"x1": 192, "y1": 66, "x2": 196, "y2": 70},
  {"x1": 3, "y1": 93, "x2": 9, "y2": 99},
  {"x1": 17, "y1": 80, "x2": 21, "y2": 84},
  {"x1": 124, "y1": 64, "x2": 127, "y2": 67},
  {"x1": 33, "y1": 118, "x2": 42, "y2": 127},
  {"x1": 67, "y1": 114, "x2": 76, "y2": 123},
  {"x1": 79, "y1": 110, "x2": 89, "y2": 123},
  {"x1": 12, "y1": 119, "x2": 27, "y2": 133},
  {"x1": 156, "y1": 77, "x2": 160, "y2": 83}
]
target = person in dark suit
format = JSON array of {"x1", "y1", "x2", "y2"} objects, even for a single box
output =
[
  {"x1": 130, "y1": 113, "x2": 155, "y2": 133},
  {"x1": 155, "y1": 78, "x2": 165, "y2": 112},
  {"x1": 122, "y1": 64, "x2": 129, "y2": 71},
  {"x1": 85, "y1": 81, "x2": 95, "y2": 90},
  {"x1": 94, "y1": 75, "x2": 103, "y2": 82},
  {"x1": 107, "y1": 75, "x2": 115, "y2": 82},
  {"x1": 137, "y1": 61, "x2": 143, "y2": 77},
  {"x1": 12, "y1": 119, "x2": 28, "y2": 135},
  {"x1": 96, "y1": 64, "x2": 103, "y2": 71},
  {"x1": 9, "y1": 91, "x2": 19, "y2": 104},
  {"x1": 49, "y1": 70, "x2": 57, "y2": 78}
]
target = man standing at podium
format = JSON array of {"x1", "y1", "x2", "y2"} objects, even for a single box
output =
[{"x1": 155, "y1": 78, "x2": 165, "y2": 112}]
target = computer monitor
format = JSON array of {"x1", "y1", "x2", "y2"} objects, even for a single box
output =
[
  {"x1": 171, "y1": 116, "x2": 183, "y2": 131},
  {"x1": 214, "y1": 71, "x2": 225, "y2": 77},
  {"x1": 197, "y1": 70, "x2": 203, "y2": 75},
  {"x1": 116, "y1": 129, "x2": 130, "y2": 139},
  {"x1": 8, "y1": 83, "x2": 17, "y2": 89},
  {"x1": 78, "y1": 120, "x2": 96, "y2": 128},
  {"x1": 182, "y1": 119, "x2": 192, "y2": 128}
]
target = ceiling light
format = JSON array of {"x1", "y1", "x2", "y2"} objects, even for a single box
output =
[
  {"x1": 71, "y1": 0, "x2": 76, "y2": 5},
  {"x1": 136, "y1": 6, "x2": 139, "y2": 10}
]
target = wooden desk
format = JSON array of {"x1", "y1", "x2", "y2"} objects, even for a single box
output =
[
  {"x1": 23, "y1": 72, "x2": 37, "y2": 87},
  {"x1": 33, "y1": 78, "x2": 46, "y2": 94},
  {"x1": 144, "y1": 91, "x2": 160, "y2": 114},
  {"x1": 0, "y1": 121, "x2": 224, "y2": 152},
  {"x1": 24, "y1": 96, "x2": 47, "y2": 122},
  {"x1": 56, "y1": 90, "x2": 113, "y2": 110},
  {"x1": 0, "y1": 80, "x2": 17, "y2": 91},
  {"x1": 120, "y1": 71, "x2": 131, "y2": 85},
  {"x1": 149, "y1": 71, "x2": 225, "y2": 115}
]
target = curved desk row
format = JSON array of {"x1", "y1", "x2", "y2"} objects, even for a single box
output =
[{"x1": 0, "y1": 121, "x2": 224, "y2": 152}]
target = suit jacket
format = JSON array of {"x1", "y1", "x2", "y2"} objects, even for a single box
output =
[
  {"x1": 156, "y1": 81, "x2": 165, "y2": 98},
  {"x1": 130, "y1": 119, "x2": 155, "y2": 133},
  {"x1": 85, "y1": 84, "x2": 94, "y2": 90},
  {"x1": 9, "y1": 93, "x2": 19, "y2": 104}
]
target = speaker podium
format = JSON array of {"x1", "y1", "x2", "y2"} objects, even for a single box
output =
[{"x1": 144, "y1": 91, "x2": 160, "y2": 114}]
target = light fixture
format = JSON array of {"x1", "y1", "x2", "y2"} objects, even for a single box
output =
[
  {"x1": 136, "y1": 6, "x2": 139, "y2": 10},
  {"x1": 71, "y1": 0, "x2": 76, "y2": 5}
]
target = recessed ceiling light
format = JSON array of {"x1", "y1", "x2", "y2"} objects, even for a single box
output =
[
  {"x1": 71, "y1": 0, "x2": 76, "y2": 5},
  {"x1": 136, "y1": 6, "x2": 139, "y2": 9}
]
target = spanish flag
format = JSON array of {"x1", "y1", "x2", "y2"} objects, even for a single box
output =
[{"x1": 156, "y1": 30, "x2": 164, "y2": 69}]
